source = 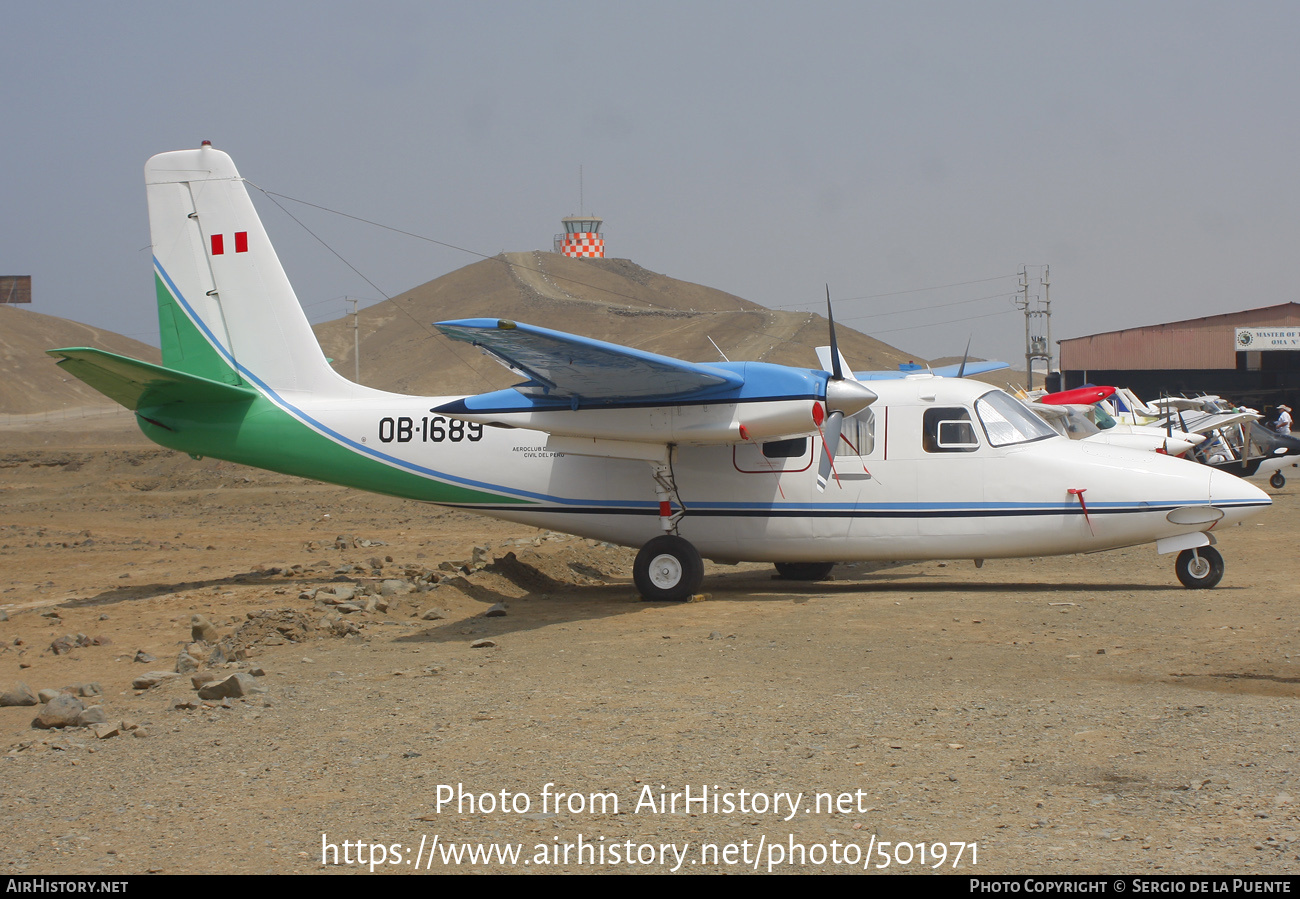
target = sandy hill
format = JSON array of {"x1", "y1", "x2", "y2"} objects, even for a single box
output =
[
  {"x1": 0, "y1": 305, "x2": 161, "y2": 415},
  {"x1": 312, "y1": 251, "x2": 919, "y2": 395},
  {"x1": 3, "y1": 253, "x2": 932, "y2": 424}
]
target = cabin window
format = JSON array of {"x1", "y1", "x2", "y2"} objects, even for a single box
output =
[
  {"x1": 762, "y1": 437, "x2": 808, "y2": 459},
  {"x1": 975, "y1": 390, "x2": 1059, "y2": 447},
  {"x1": 923, "y1": 407, "x2": 979, "y2": 453},
  {"x1": 836, "y1": 408, "x2": 875, "y2": 457}
]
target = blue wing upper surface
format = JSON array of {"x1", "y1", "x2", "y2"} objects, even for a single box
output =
[
  {"x1": 436, "y1": 318, "x2": 744, "y2": 401},
  {"x1": 854, "y1": 361, "x2": 1010, "y2": 380}
]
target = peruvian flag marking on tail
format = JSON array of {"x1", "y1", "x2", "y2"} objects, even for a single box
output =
[{"x1": 210, "y1": 232, "x2": 249, "y2": 256}]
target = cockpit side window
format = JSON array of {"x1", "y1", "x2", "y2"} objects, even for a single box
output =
[{"x1": 923, "y1": 407, "x2": 979, "y2": 453}]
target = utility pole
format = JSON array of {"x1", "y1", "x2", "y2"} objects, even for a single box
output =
[
  {"x1": 347, "y1": 297, "x2": 360, "y2": 383},
  {"x1": 1015, "y1": 265, "x2": 1052, "y2": 390},
  {"x1": 1042, "y1": 266, "x2": 1052, "y2": 387}
]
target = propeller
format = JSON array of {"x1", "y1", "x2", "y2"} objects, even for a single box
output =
[{"x1": 816, "y1": 286, "x2": 877, "y2": 492}]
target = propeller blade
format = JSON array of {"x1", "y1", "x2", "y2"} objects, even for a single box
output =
[
  {"x1": 957, "y1": 336, "x2": 972, "y2": 379},
  {"x1": 825, "y1": 285, "x2": 843, "y2": 381},
  {"x1": 817, "y1": 285, "x2": 868, "y2": 493},
  {"x1": 817, "y1": 410, "x2": 844, "y2": 492},
  {"x1": 815, "y1": 345, "x2": 856, "y2": 380}
]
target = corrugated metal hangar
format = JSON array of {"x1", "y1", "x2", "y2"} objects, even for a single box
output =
[{"x1": 1057, "y1": 303, "x2": 1300, "y2": 410}]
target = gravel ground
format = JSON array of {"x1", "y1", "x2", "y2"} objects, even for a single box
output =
[{"x1": 1, "y1": 448, "x2": 1297, "y2": 875}]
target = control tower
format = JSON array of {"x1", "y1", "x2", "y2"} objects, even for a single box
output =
[{"x1": 554, "y1": 215, "x2": 605, "y2": 258}]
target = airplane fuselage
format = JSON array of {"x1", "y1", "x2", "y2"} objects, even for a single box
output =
[{"x1": 136, "y1": 373, "x2": 1267, "y2": 566}]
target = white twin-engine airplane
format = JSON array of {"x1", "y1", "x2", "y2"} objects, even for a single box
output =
[{"x1": 50, "y1": 145, "x2": 1271, "y2": 599}]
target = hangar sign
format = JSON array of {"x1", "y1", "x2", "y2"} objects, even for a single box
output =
[
  {"x1": 0, "y1": 276, "x2": 30, "y2": 304},
  {"x1": 1236, "y1": 328, "x2": 1300, "y2": 350}
]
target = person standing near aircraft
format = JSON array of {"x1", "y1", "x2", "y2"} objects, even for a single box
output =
[{"x1": 1273, "y1": 405, "x2": 1292, "y2": 435}]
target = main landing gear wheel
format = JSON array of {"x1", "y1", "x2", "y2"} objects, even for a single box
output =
[
  {"x1": 634, "y1": 535, "x2": 704, "y2": 602},
  {"x1": 1175, "y1": 546, "x2": 1224, "y2": 589},
  {"x1": 1271, "y1": 471, "x2": 1286, "y2": 489},
  {"x1": 773, "y1": 561, "x2": 836, "y2": 581}
]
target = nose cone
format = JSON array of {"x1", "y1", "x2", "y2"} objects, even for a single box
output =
[
  {"x1": 824, "y1": 378, "x2": 877, "y2": 417},
  {"x1": 1209, "y1": 467, "x2": 1272, "y2": 523}
]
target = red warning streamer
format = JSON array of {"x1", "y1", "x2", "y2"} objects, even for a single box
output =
[{"x1": 1068, "y1": 488, "x2": 1093, "y2": 536}]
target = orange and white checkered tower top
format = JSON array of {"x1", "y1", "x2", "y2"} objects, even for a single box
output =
[{"x1": 555, "y1": 214, "x2": 605, "y2": 258}]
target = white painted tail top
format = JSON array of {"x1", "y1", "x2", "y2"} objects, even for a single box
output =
[{"x1": 146, "y1": 144, "x2": 359, "y2": 397}]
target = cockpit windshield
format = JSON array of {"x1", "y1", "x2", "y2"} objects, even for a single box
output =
[{"x1": 975, "y1": 390, "x2": 1060, "y2": 447}]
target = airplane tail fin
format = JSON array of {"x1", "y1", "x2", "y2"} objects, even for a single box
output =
[{"x1": 146, "y1": 143, "x2": 347, "y2": 396}]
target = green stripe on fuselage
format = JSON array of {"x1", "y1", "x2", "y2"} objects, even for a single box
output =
[
  {"x1": 139, "y1": 270, "x2": 531, "y2": 506},
  {"x1": 138, "y1": 392, "x2": 531, "y2": 506}
]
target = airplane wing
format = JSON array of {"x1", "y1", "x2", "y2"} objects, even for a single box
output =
[
  {"x1": 1027, "y1": 402, "x2": 1069, "y2": 422},
  {"x1": 432, "y1": 319, "x2": 875, "y2": 449},
  {"x1": 1025, "y1": 401, "x2": 1070, "y2": 437},
  {"x1": 1157, "y1": 397, "x2": 1212, "y2": 412},
  {"x1": 435, "y1": 318, "x2": 742, "y2": 401},
  {"x1": 853, "y1": 361, "x2": 1010, "y2": 380},
  {"x1": 812, "y1": 347, "x2": 1008, "y2": 381},
  {"x1": 1171, "y1": 411, "x2": 1262, "y2": 434}
]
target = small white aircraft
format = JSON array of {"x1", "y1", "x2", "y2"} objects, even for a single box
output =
[
  {"x1": 1024, "y1": 388, "x2": 1206, "y2": 456},
  {"x1": 1114, "y1": 392, "x2": 1300, "y2": 487},
  {"x1": 49, "y1": 145, "x2": 1271, "y2": 596}
]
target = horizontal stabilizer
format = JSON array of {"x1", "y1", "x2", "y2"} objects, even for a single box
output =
[{"x1": 47, "y1": 347, "x2": 258, "y2": 411}]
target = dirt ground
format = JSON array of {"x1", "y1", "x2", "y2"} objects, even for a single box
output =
[{"x1": 1, "y1": 439, "x2": 1297, "y2": 875}]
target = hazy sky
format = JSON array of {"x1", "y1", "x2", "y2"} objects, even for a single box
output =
[{"x1": 4, "y1": 1, "x2": 1298, "y2": 369}]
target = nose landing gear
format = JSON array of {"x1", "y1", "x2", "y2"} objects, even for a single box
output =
[{"x1": 1175, "y1": 546, "x2": 1224, "y2": 589}]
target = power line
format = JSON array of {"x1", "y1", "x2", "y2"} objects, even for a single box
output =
[
  {"x1": 870, "y1": 307, "x2": 1019, "y2": 335},
  {"x1": 774, "y1": 273, "x2": 1018, "y2": 309},
  {"x1": 245, "y1": 181, "x2": 677, "y2": 313},
  {"x1": 840, "y1": 274, "x2": 1019, "y2": 301},
  {"x1": 244, "y1": 180, "x2": 1023, "y2": 363},
  {"x1": 839, "y1": 290, "x2": 1017, "y2": 323}
]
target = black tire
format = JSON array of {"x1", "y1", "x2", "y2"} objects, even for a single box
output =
[
  {"x1": 1175, "y1": 546, "x2": 1224, "y2": 589},
  {"x1": 773, "y1": 561, "x2": 836, "y2": 581},
  {"x1": 1271, "y1": 471, "x2": 1286, "y2": 489},
  {"x1": 633, "y1": 535, "x2": 704, "y2": 602}
]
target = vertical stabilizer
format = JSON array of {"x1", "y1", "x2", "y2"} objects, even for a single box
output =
[{"x1": 146, "y1": 144, "x2": 346, "y2": 395}]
